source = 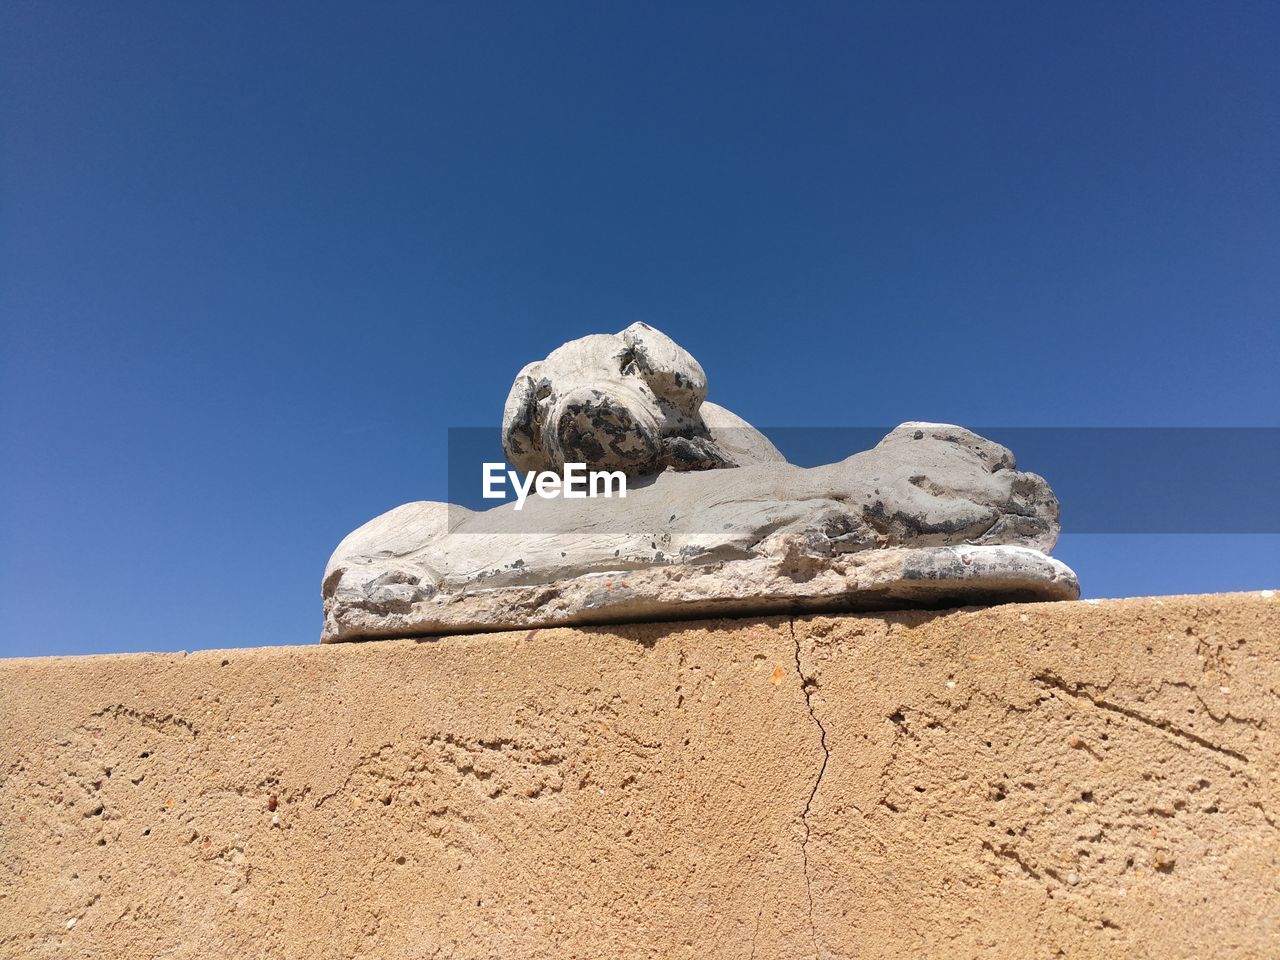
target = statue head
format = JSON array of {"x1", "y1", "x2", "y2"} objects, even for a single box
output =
[{"x1": 501, "y1": 323, "x2": 729, "y2": 476}]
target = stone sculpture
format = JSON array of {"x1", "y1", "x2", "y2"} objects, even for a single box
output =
[
  {"x1": 322, "y1": 325, "x2": 1078, "y2": 642},
  {"x1": 502, "y1": 322, "x2": 785, "y2": 474}
]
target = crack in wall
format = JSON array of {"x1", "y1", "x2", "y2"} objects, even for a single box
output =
[
  {"x1": 747, "y1": 900, "x2": 764, "y2": 960},
  {"x1": 1033, "y1": 672, "x2": 1251, "y2": 764},
  {"x1": 981, "y1": 840, "x2": 1042, "y2": 880},
  {"x1": 86, "y1": 704, "x2": 198, "y2": 738},
  {"x1": 791, "y1": 616, "x2": 830, "y2": 959}
]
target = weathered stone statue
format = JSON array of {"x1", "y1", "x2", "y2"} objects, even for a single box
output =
[
  {"x1": 502, "y1": 322, "x2": 785, "y2": 474},
  {"x1": 322, "y1": 325, "x2": 1078, "y2": 642}
]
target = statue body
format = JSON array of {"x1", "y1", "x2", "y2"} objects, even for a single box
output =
[{"x1": 323, "y1": 326, "x2": 1077, "y2": 642}]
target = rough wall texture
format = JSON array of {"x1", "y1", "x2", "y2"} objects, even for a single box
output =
[{"x1": 1, "y1": 592, "x2": 1277, "y2": 959}]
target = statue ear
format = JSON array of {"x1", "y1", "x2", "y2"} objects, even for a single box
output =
[
  {"x1": 621, "y1": 322, "x2": 707, "y2": 414},
  {"x1": 501, "y1": 365, "x2": 546, "y2": 473}
]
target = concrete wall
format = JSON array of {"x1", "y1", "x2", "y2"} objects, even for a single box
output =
[{"x1": 2, "y1": 592, "x2": 1277, "y2": 958}]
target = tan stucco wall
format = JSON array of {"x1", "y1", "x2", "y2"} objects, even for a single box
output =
[{"x1": 2, "y1": 592, "x2": 1278, "y2": 958}]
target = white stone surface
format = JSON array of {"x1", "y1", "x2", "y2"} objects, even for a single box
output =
[
  {"x1": 502, "y1": 322, "x2": 784, "y2": 475},
  {"x1": 322, "y1": 422, "x2": 1078, "y2": 642}
]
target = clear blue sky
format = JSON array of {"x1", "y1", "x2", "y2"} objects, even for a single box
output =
[{"x1": 2, "y1": 2, "x2": 1277, "y2": 657}]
